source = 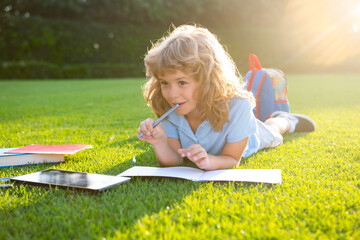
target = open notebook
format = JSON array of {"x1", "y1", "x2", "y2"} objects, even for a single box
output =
[{"x1": 117, "y1": 166, "x2": 281, "y2": 184}]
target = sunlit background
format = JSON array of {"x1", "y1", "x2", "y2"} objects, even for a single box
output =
[
  {"x1": 283, "y1": 0, "x2": 360, "y2": 66},
  {"x1": 1, "y1": 0, "x2": 360, "y2": 79}
]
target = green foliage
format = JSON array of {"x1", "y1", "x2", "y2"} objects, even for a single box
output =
[
  {"x1": 0, "y1": 15, "x2": 160, "y2": 65},
  {"x1": 0, "y1": 0, "x2": 287, "y2": 26},
  {"x1": 1, "y1": 61, "x2": 61, "y2": 79},
  {"x1": 1, "y1": 61, "x2": 143, "y2": 79},
  {"x1": 0, "y1": 0, "x2": 295, "y2": 79},
  {"x1": 0, "y1": 74, "x2": 359, "y2": 239},
  {"x1": 0, "y1": 11, "x2": 161, "y2": 78},
  {"x1": 1, "y1": 0, "x2": 359, "y2": 79}
]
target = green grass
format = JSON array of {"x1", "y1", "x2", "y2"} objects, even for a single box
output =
[{"x1": 0, "y1": 74, "x2": 359, "y2": 239}]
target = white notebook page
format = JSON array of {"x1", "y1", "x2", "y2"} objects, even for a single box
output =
[
  {"x1": 117, "y1": 166, "x2": 205, "y2": 181},
  {"x1": 199, "y1": 169, "x2": 281, "y2": 184}
]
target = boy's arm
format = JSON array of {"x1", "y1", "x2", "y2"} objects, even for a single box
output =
[
  {"x1": 179, "y1": 137, "x2": 249, "y2": 170},
  {"x1": 210, "y1": 137, "x2": 249, "y2": 169},
  {"x1": 153, "y1": 137, "x2": 183, "y2": 166}
]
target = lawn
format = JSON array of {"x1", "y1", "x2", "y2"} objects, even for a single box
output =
[{"x1": 0, "y1": 74, "x2": 359, "y2": 239}]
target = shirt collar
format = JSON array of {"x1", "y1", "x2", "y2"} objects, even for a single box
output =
[{"x1": 167, "y1": 112, "x2": 210, "y2": 141}]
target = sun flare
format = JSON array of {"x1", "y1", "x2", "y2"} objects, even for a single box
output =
[{"x1": 283, "y1": 0, "x2": 360, "y2": 66}]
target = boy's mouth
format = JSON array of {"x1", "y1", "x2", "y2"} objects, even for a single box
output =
[{"x1": 174, "y1": 102, "x2": 185, "y2": 108}]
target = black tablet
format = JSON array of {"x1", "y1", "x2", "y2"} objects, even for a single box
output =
[{"x1": 11, "y1": 169, "x2": 130, "y2": 193}]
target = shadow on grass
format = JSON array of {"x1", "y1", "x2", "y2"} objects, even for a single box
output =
[
  {"x1": 1, "y1": 146, "x2": 201, "y2": 238},
  {"x1": 1, "y1": 136, "x2": 280, "y2": 239},
  {"x1": 2, "y1": 169, "x2": 201, "y2": 239}
]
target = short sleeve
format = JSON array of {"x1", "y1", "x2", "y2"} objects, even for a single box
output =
[
  {"x1": 161, "y1": 119, "x2": 180, "y2": 139},
  {"x1": 226, "y1": 98, "x2": 257, "y2": 143}
]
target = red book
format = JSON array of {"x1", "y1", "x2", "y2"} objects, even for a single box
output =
[{"x1": 5, "y1": 144, "x2": 93, "y2": 155}]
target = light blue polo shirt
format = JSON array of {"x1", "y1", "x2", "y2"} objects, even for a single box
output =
[{"x1": 161, "y1": 97, "x2": 260, "y2": 158}]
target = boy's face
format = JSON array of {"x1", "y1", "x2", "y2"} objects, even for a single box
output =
[{"x1": 158, "y1": 70, "x2": 200, "y2": 118}]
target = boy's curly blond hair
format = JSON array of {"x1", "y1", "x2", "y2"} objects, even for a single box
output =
[{"x1": 143, "y1": 24, "x2": 254, "y2": 131}]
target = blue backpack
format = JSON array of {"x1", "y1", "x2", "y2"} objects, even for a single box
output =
[{"x1": 244, "y1": 54, "x2": 290, "y2": 122}]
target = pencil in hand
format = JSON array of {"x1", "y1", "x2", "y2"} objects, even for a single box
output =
[{"x1": 138, "y1": 104, "x2": 179, "y2": 138}]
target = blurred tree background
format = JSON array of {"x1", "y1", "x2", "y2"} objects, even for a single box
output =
[{"x1": 1, "y1": 0, "x2": 359, "y2": 79}]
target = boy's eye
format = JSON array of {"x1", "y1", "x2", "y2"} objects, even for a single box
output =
[
  {"x1": 160, "y1": 81, "x2": 168, "y2": 86},
  {"x1": 179, "y1": 81, "x2": 187, "y2": 86}
]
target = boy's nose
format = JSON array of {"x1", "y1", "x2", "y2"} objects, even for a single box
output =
[{"x1": 168, "y1": 86, "x2": 180, "y2": 99}]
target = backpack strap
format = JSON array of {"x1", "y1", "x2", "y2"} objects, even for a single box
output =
[
  {"x1": 247, "y1": 69, "x2": 258, "y2": 91},
  {"x1": 255, "y1": 73, "x2": 268, "y2": 119},
  {"x1": 249, "y1": 54, "x2": 262, "y2": 70}
]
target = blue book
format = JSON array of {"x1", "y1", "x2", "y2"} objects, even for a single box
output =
[{"x1": 0, "y1": 148, "x2": 64, "y2": 167}]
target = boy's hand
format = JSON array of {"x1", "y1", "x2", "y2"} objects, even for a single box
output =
[
  {"x1": 178, "y1": 144, "x2": 212, "y2": 170},
  {"x1": 138, "y1": 118, "x2": 167, "y2": 145}
]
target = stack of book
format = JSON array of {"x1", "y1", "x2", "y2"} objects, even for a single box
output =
[{"x1": 0, "y1": 145, "x2": 92, "y2": 167}]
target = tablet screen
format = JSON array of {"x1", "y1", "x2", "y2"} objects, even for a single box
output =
[{"x1": 11, "y1": 169, "x2": 130, "y2": 192}]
